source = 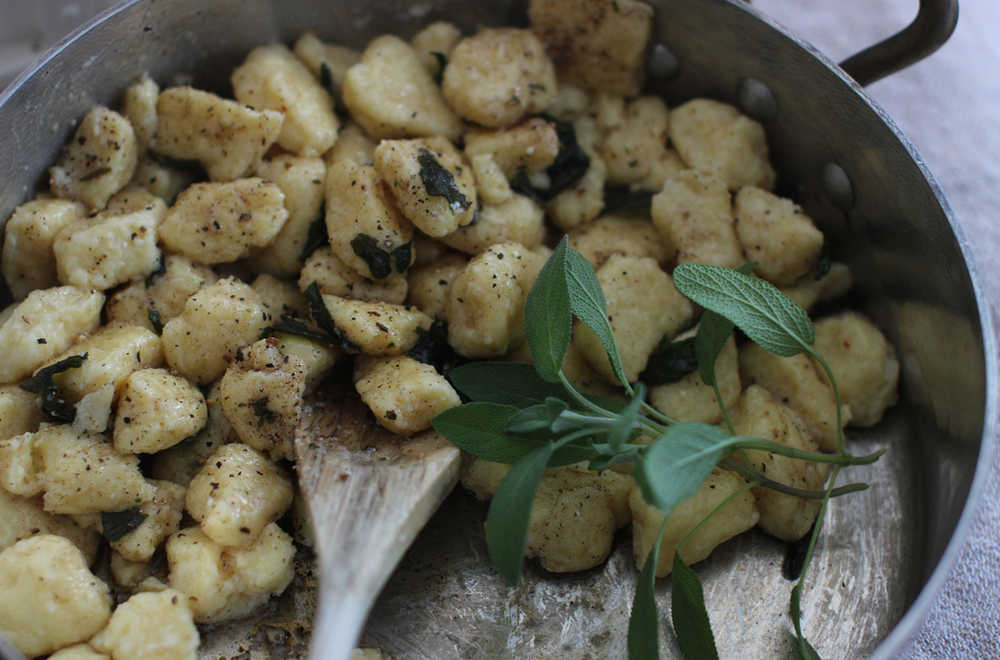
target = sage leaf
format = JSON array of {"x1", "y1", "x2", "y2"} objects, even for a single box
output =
[
  {"x1": 524, "y1": 240, "x2": 573, "y2": 381},
  {"x1": 319, "y1": 61, "x2": 335, "y2": 97},
  {"x1": 671, "y1": 552, "x2": 720, "y2": 660},
  {"x1": 147, "y1": 308, "x2": 164, "y2": 335},
  {"x1": 642, "y1": 337, "x2": 698, "y2": 386},
  {"x1": 433, "y1": 402, "x2": 593, "y2": 466},
  {"x1": 391, "y1": 241, "x2": 412, "y2": 273},
  {"x1": 20, "y1": 353, "x2": 88, "y2": 423},
  {"x1": 695, "y1": 263, "x2": 756, "y2": 388},
  {"x1": 628, "y1": 531, "x2": 662, "y2": 660},
  {"x1": 673, "y1": 264, "x2": 814, "y2": 357},
  {"x1": 790, "y1": 582, "x2": 822, "y2": 660},
  {"x1": 418, "y1": 148, "x2": 469, "y2": 211},
  {"x1": 350, "y1": 234, "x2": 392, "y2": 279},
  {"x1": 447, "y1": 362, "x2": 567, "y2": 408},
  {"x1": 543, "y1": 115, "x2": 591, "y2": 197},
  {"x1": 407, "y1": 319, "x2": 455, "y2": 373},
  {"x1": 300, "y1": 216, "x2": 329, "y2": 262},
  {"x1": 251, "y1": 397, "x2": 277, "y2": 427},
  {"x1": 262, "y1": 314, "x2": 337, "y2": 345},
  {"x1": 564, "y1": 244, "x2": 631, "y2": 388},
  {"x1": 505, "y1": 398, "x2": 568, "y2": 434},
  {"x1": 486, "y1": 444, "x2": 555, "y2": 585},
  {"x1": 606, "y1": 383, "x2": 644, "y2": 451},
  {"x1": 635, "y1": 423, "x2": 736, "y2": 516},
  {"x1": 303, "y1": 282, "x2": 361, "y2": 352},
  {"x1": 101, "y1": 507, "x2": 147, "y2": 542},
  {"x1": 430, "y1": 51, "x2": 447, "y2": 85}
]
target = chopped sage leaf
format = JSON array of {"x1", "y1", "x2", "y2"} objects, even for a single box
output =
[
  {"x1": 528, "y1": 83, "x2": 547, "y2": 91},
  {"x1": 300, "y1": 216, "x2": 329, "y2": 262},
  {"x1": 408, "y1": 319, "x2": 455, "y2": 372},
  {"x1": 542, "y1": 114, "x2": 591, "y2": 197},
  {"x1": 252, "y1": 396, "x2": 278, "y2": 427},
  {"x1": 303, "y1": 282, "x2": 360, "y2": 352},
  {"x1": 391, "y1": 241, "x2": 412, "y2": 273},
  {"x1": 350, "y1": 233, "x2": 393, "y2": 279},
  {"x1": 641, "y1": 336, "x2": 698, "y2": 386},
  {"x1": 101, "y1": 507, "x2": 147, "y2": 542},
  {"x1": 147, "y1": 308, "x2": 164, "y2": 335},
  {"x1": 79, "y1": 166, "x2": 112, "y2": 181},
  {"x1": 418, "y1": 148, "x2": 469, "y2": 211},
  {"x1": 262, "y1": 314, "x2": 336, "y2": 344},
  {"x1": 20, "y1": 353, "x2": 88, "y2": 423}
]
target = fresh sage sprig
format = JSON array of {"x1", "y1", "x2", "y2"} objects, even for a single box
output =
[{"x1": 432, "y1": 239, "x2": 880, "y2": 660}]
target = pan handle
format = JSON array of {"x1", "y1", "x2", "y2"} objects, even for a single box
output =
[{"x1": 838, "y1": 0, "x2": 958, "y2": 85}]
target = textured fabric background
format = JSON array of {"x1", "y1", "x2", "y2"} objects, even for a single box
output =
[
  {"x1": 753, "y1": 1, "x2": 1000, "y2": 657},
  {"x1": 2, "y1": 0, "x2": 998, "y2": 656}
]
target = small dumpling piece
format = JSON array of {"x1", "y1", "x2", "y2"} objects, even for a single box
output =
[
  {"x1": 122, "y1": 73, "x2": 159, "y2": 151},
  {"x1": 651, "y1": 169, "x2": 744, "y2": 268},
  {"x1": 105, "y1": 254, "x2": 218, "y2": 332},
  {"x1": 734, "y1": 186, "x2": 824, "y2": 286},
  {"x1": 166, "y1": 522, "x2": 295, "y2": 623},
  {"x1": 104, "y1": 479, "x2": 185, "y2": 563},
  {"x1": 49, "y1": 106, "x2": 138, "y2": 210},
  {"x1": 232, "y1": 44, "x2": 340, "y2": 157},
  {"x1": 440, "y1": 194, "x2": 545, "y2": 255},
  {"x1": 130, "y1": 153, "x2": 198, "y2": 203},
  {"x1": 0, "y1": 489, "x2": 101, "y2": 563},
  {"x1": 268, "y1": 332, "x2": 339, "y2": 393},
  {"x1": 374, "y1": 137, "x2": 477, "y2": 237},
  {"x1": 43, "y1": 322, "x2": 163, "y2": 402},
  {"x1": 251, "y1": 273, "x2": 308, "y2": 320},
  {"x1": 600, "y1": 96, "x2": 671, "y2": 185},
  {"x1": 568, "y1": 215, "x2": 671, "y2": 269},
  {"x1": 292, "y1": 32, "x2": 361, "y2": 100},
  {"x1": 669, "y1": 99, "x2": 776, "y2": 192},
  {"x1": 246, "y1": 153, "x2": 327, "y2": 279},
  {"x1": 46, "y1": 644, "x2": 109, "y2": 659},
  {"x1": 343, "y1": 35, "x2": 462, "y2": 140},
  {"x1": 158, "y1": 178, "x2": 288, "y2": 264},
  {"x1": 463, "y1": 118, "x2": 561, "y2": 178},
  {"x1": 113, "y1": 368, "x2": 207, "y2": 454},
  {"x1": 547, "y1": 152, "x2": 607, "y2": 232},
  {"x1": 780, "y1": 262, "x2": 852, "y2": 312},
  {"x1": 649, "y1": 335, "x2": 741, "y2": 424},
  {"x1": 325, "y1": 121, "x2": 377, "y2": 167},
  {"x1": 155, "y1": 86, "x2": 283, "y2": 181},
  {"x1": 219, "y1": 339, "x2": 306, "y2": 461},
  {"x1": 320, "y1": 295, "x2": 432, "y2": 356},
  {"x1": 0, "y1": 385, "x2": 43, "y2": 442},
  {"x1": 734, "y1": 385, "x2": 830, "y2": 541},
  {"x1": 0, "y1": 535, "x2": 112, "y2": 657},
  {"x1": 814, "y1": 312, "x2": 899, "y2": 426},
  {"x1": 575, "y1": 255, "x2": 694, "y2": 384},
  {"x1": 411, "y1": 21, "x2": 462, "y2": 75},
  {"x1": 406, "y1": 251, "x2": 468, "y2": 320},
  {"x1": 161, "y1": 277, "x2": 269, "y2": 384},
  {"x1": 528, "y1": 0, "x2": 653, "y2": 96},
  {"x1": 325, "y1": 160, "x2": 414, "y2": 279},
  {"x1": 53, "y1": 189, "x2": 165, "y2": 291},
  {"x1": 469, "y1": 153, "x2": 513, "y2": 205},
  {"x1": 90, "y1": 588, "x2": 199, "y2": 660},
  {"x1": 524, "y1": 467, "x2": 633, "y2": 572},
  {"x1": 354, "y1": 356, "x2": 460, "y2": 434},
  {"x1": 443, "y1": 28, "x2": 556, "y2": 128},
  {"x1": 446, "y1": 242, "x2": 538, "y2": 358},
  {"x1": 739, "y1": 339, "x2": 851, "y2": 452},
  {"x1": 630, "y1": 468, "x2": 759, "y2": 577},
  {"x1": 0, "y1": 286, "x2": 104, "y2": 384},
  {"x1": 300, "y1": 247, "x2": 408, "y2": 304},
  {"x1": 186, "y1": 443, "x2": 294, "y2": 548},
  {"x1": 1, "y1": 198, "x2": 85, "y2": 300}
]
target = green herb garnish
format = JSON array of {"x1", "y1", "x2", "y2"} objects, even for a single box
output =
[
  {"x1": 417, "y1": 148, "x2": 470, "y2": 212},
  {"x1": 407, "y1": 319, "x2": 454, "y2": 371},
  {"x1": 101, "y1": 507, "x2": 147, "y2": 542},
  {"x1": 319, "y1": 61, "x2": 335, "y2": 98},
  {"x1": 391, "y1": 241, "x2": 412, "y2": 273},
  {"x1": 302, "y1": 282, "x2": 360, "y2": 353},
  {"x1": 430, "y1": 51, "x2": 447, "y2": 85},
  {"x1": 350, "y1": 233, "x2": 393, "y2": 279},
  {"x1": 508, "y1": 116, "x2": 590, "y2": 201},
  {"x1": 147, "y1": 308, "x2": 163, "y2": 335},
  {"x1": 432, "y1": 236, "x2": 879, "y2": 659},
  {"x1": 20, "y1": 353, "x2": 88, "y2": 422},
  {"x1": 251, "y1": 397, "x2": 278, "y2": 427},
  {"x1": 640, "y1": 336, "x2": 698, "y2": 385},
  {"x1": 300, "y1": 217, "x2": 329, "y2": 262}
]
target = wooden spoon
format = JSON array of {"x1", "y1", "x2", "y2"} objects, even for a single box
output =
[{"x1": 294, "y1": 381, "x2": 461, "y2": 660}]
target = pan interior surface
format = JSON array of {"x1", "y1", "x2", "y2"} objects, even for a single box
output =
[{"x1": 0, "y1": 1, "x2": 991, "y2": 658}]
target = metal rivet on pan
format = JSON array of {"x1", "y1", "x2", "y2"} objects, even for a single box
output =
[
  {"x1": 647, "y1": 43, "x2": 679, "y2": 78},
  {"x1": 738, "y1": 77, "x2": 777, "y2": 121},
  {"x1": 821, "y1": 162, "x2": 855, "y2": 210}
]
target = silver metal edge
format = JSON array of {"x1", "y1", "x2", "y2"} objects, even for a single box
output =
[
  {"x1": 0, "y1": 1, "x2": 993, "y2": 657},
  {"x1": 723, "y1": 1, "x2": 999, "y2": 656}
]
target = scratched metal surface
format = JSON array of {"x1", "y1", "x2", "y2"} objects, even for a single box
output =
[{"x1": 0, "y1": 0, "x2": 994, "y2": 659}]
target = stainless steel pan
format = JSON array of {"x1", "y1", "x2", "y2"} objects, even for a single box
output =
[{"x1": 0, "y1": 0, "x2": 995, "y2": 658}]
